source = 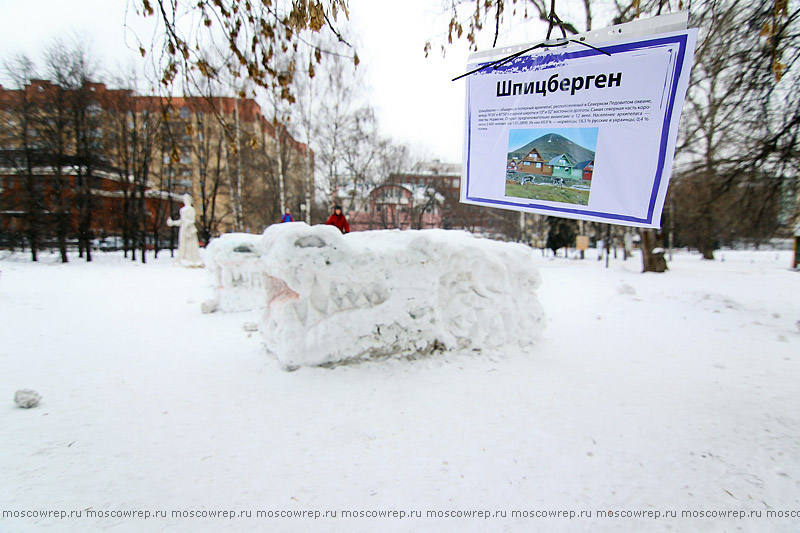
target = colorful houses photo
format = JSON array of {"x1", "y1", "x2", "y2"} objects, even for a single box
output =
[{"x1": 505, "y1": 128, "x2": 598, "y2": 206}]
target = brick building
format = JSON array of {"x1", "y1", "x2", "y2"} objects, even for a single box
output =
[
  {"x1": 0, "y1": 150, "x2": 181, "y2": 246},
  {"x1": 0, "y1": 79, "x2": 311, "y2": 248},
  {"x1": 336, "y1": 160, "x2": 518, "y2": 238}
]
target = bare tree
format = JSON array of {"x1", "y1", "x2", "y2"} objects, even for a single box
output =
[
  {"x1": 430, "y1": 0, "x2": 584, "y2": 57},
  {"x1": 338, "y1": 107, "x2": 393, "y2": 213},
  {"x1": 41, "y1": 45, "x2": 79, "y2": 263},
  {"x1": 106, "y1": 76, "x2": 165, "y2": 263},
  {"x1": 659, "y1": 0, "x2": 797, "y2": 259},
  {"x1": 2, "y1": 55, "x2": 44, "y2": 261},
  {"x1": 58, "y1": 45, "x2": 102, "y2": 262},
  {"x1": 130, "y1": 0, "x2": 355, "y2": 102},
  {"x1": 192, "y1": 108, "x2": 224, "y2": 243},
  {"x1": 309, "y1": 50, "x2": 363, "y2": 207}
]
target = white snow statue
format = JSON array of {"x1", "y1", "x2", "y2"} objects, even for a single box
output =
[
  {"x1": 209, "y1": 223, "x2": 545, "y2": 369},
  {"x1": 167, "y1": 194, "x2": 202, "y2": 266}
]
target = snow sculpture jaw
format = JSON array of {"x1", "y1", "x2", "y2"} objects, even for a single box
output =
[{"x1": 256, "y1": 223, "x2": 545, "y2": 370}]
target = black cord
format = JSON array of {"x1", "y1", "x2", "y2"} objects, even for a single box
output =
[{"x1": 451, "y1": 39, "x2": 611, "y2": 82}]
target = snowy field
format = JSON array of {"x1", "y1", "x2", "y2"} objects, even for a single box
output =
[{"x1": 1, "y1": 242, "x2": 799, "y2": 532}]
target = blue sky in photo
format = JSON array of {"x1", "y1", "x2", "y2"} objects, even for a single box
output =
[{"x1": 508, "y1": 127, "x2": 599, "y2": 153}]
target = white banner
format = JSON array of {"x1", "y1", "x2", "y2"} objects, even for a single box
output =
[{"x1": 460, "y1": 17, "x2": 697, "y2": 228}]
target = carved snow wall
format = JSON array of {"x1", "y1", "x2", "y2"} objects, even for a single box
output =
[
  {"x1": 208, "y1": 223, "x2": 545, "y2": 368},
  {"x1": 205, "y1": 233, "x2": 264, "y2": 313}
]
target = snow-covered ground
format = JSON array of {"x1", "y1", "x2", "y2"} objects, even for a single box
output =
[{"x1": 1, "y1": 243, "x2": 799, "y2": 532}]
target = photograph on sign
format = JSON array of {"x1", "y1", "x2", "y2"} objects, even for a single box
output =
[
  {"x1": 505, "y1": 127, "x2": 598, "y2": 206},
  {"x1": 459, "y1": 16, "x2": 697, "y2": 228}
]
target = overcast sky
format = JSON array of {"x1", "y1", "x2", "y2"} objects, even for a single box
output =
[{"x1": 0, "y1": 0, "x2": 569, "y2": 164}]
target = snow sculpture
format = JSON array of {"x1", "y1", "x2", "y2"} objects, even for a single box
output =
[
  {"x1": 206, "y1": 223, "x2": 546, "y2": 368},
  {"x1": 14, "y1": 389, "x2": 41, "y2": 408},
  {"x1": 167, "y1": 194, "x2": 202, "y2": 266},
  {"x1": 205, "y1": 233, "x2": 264, "y2": 312},
  {"x1": 252, "y1": 223, "x2": 545, "y2": 369}
]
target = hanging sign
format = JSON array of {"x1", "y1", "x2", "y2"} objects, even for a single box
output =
[{"x1": 459, "y1": 13, "x2": 697, "y2": 228}]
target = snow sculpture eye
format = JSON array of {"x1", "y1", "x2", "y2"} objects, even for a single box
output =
[{"x1": 294, "y1": 235, "x2": 327, "y2": 248}]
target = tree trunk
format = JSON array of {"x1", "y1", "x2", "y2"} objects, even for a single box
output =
[
  {"x1": 24, "y1": 165, "x2": 39, "y2": 262},
  {"x1": 700, "y1": 238, "x2": 715, "y2": 260},
  {"x1": 54, "y1": 169, "x2": 69, "y2": 263},
  {"x1": 233, "y1": 101, "x2": 245, "y2": 230},
  {"x1": 640, "y1": 229, "x2": 668, "y2": 273}
]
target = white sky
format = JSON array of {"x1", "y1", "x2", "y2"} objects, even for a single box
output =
[{"x1": 0, "y1": 0, "x2": 582, "y2": 164}]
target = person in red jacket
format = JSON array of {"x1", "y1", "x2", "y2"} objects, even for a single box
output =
[{"x1": 325, "y1": 205, "x2": 350, "y2": 234}]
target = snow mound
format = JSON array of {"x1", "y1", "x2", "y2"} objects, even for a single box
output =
[
  {"x1": 14, "y1": 389, "x2": 41, "y2": 408},
  {"x1": 249, "y1": 223, "x2": 545, "y2": 368}
]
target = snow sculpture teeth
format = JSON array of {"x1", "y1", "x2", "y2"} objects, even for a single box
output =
[
  {"x1": 309, "y1": 279, "x2": 328, "y2": 314},
  {"x1": 330, "y1": 283, "x2": 344, "y2": 309},
  {"x1": 293, "y1": 299, "x2": 308, "y2": 325},
  {"x1": 207, "y1": 222, "x2": 545, "y2": 369}
]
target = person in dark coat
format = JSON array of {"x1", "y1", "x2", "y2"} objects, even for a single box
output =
[{"x1": 325, "y1": 205, "x2": 350, "y2": 234}]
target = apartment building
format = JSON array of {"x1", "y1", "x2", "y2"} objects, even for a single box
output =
[{"x1": 0, "y1": 79, "x2": 312, "y2": 246}]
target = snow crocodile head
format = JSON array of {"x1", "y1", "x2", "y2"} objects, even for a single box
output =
[{"x1": 256, "y1": 223, "x2": 545, "y2": 369}]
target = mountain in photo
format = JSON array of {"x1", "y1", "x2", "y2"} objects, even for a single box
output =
[{"x1": 509, "y1": 133, "x2": 595, "y2": 162}]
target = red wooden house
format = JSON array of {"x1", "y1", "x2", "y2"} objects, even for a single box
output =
[{"x1": 576, "y1": 159, "x2": 594, "y2": 181}]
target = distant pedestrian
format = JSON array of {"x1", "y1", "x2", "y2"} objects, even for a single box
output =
[
  {"x1": 325, "y1": 205, "x2": 350, "y2": 234},
  {"x1": 281, "y1": 209, "x2": 293, "y2": 223}
]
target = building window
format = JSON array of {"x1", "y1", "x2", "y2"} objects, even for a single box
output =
[
  {"x1": 179, "y1": 107, "x2": 191, "y2": 119},
  {"x1": 536, "y1": 162, "x2": 542, "y2": 168}
]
